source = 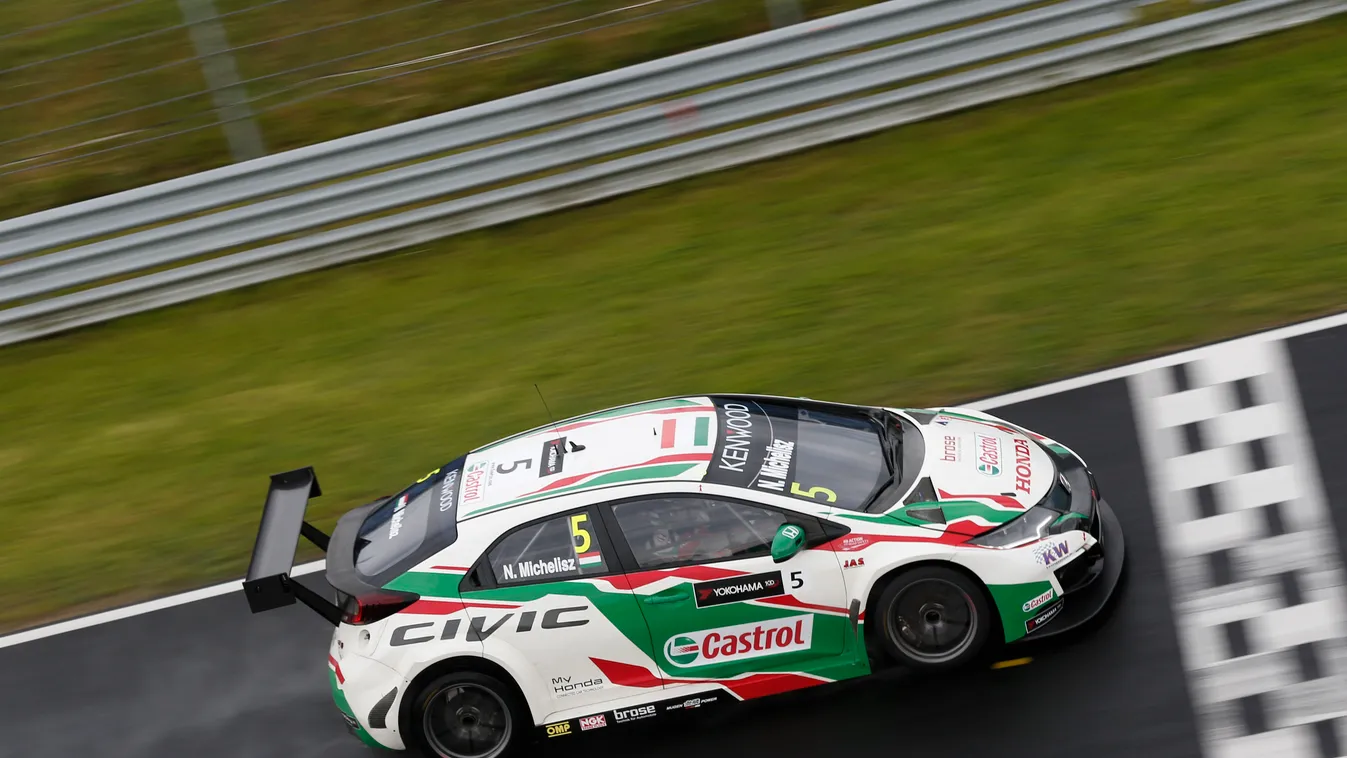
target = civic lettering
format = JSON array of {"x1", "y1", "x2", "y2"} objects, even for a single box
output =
[
  {"x1": 541, "y1": 605, "x2": 588, "y2": 629},
  {"x1": 389, "y1": 605, "x2": 591, "y2": 646},
  {"x1": 390, "y1": 622, "x2": 435, "y2": 647}
]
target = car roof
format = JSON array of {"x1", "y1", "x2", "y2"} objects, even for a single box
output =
[
  {"x1": 455, "y1": 396, "x2": 718, "y2": 521},
  {"x1": 453, "y1": 393, "x2": 884, "y2": 522}
]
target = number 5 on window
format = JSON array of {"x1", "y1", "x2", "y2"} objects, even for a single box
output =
[
  {"x1": 570, "y1": 513, "x2": 593, "y2": 554},
  {"x1": 790, "y1": 482, "x2": 837, "y2": 503}
]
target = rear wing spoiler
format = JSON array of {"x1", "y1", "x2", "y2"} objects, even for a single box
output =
[{"x1": 242, "y1": 466, "x2": 342, "y2": 626}]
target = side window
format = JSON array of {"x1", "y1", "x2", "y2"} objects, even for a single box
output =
[
  {"x1": 611, "y1": 497, "x2": 787, "y2": 570},
  {"x1": 487, "y1": 509, "x2": 611, "y2": 586}
]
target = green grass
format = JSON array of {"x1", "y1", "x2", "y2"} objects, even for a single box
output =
[
  {"x1": 0, "y1": 0, "x2": 871, "y2": 221},
  {"x1": 2, "y1": 16, "x2": 1347, "y2": 632}
]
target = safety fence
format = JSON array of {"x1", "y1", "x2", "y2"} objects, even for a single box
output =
[{"x1": 0, "y1": 0, "x2": 1342, "y2": 346}]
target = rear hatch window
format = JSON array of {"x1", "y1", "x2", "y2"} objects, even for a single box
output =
[{"x1": 353, "y1": 457, "x2": 464, "y2": 580}]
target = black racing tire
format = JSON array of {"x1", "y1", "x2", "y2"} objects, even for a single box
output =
[
  {"x1": 406, "y1": 670, "x2": 528, "y2": 758},
  {"x1": 873, "y1": 565, "x2": 993, "y2": 671}
]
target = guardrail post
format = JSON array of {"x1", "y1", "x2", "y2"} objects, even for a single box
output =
[
  {"x1": 766, "y1": 0, "x2": 805, "y2": 27},
  {"x1": 176, "y1": 0, "x2": 267, "y2": 162}
]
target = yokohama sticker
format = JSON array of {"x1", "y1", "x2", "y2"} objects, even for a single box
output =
[
  {"x1": 664, "y1": 614, "x2": 812, "y2": 667},
  {"x1": 1022, "y1": 588, "x2": 1055, "y2": 613},
  {"x1": 1025, "y1": 600, "x2": 1064, "y2": 633},
  {"x1": 693, "y1": 571, "x2": 785, "y2": 608}
]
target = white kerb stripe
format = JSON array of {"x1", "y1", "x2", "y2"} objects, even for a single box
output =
[{"x1": 0, "y1": 560, "x2": 325, "y2": 650}]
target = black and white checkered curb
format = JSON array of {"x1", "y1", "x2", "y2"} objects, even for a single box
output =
[{"x1": 1131, "y1": 337, "x2": 1347, "y2": 758}]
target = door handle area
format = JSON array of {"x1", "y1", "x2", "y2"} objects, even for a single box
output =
[{"x1": 643, "y1": 589, "x2": 690, "y2": 605}]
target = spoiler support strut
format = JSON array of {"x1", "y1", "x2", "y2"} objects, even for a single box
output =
[{"x1": 242, "y1": 466, "x2": 342, "y2": 626}]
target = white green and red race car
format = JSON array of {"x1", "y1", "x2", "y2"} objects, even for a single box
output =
[{"x1": 243, "y1": 394, "x2": 1124, "y2": 757}]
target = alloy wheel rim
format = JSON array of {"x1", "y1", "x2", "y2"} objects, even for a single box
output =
[
  {"x1": 886, "y1": 578, "x2": 978, "y2": 663},
  {"x1": 423, "y1": 683, "x2": 512, "y2": 758}
]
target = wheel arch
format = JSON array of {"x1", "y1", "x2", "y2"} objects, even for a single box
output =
[
  {"x1": 860, "y1": 559, "x2": 1004, "y2": 663},
  {"x1": 397, "y1": 655, "x2": 535, "y2": 746}
]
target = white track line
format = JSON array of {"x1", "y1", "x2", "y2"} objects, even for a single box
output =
[
  {"x1": 0, "y1": 560, "x2": 325, "y2": 650},
  {"x1": 1, "y1": 307, "x2": 1343, "y2": 649}
]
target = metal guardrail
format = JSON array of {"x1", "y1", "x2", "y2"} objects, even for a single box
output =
[{"x1": 0, "y1": 0, "x2": 1343, "y2": 347}]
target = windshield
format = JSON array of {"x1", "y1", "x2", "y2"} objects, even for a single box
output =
[
  {"x1": 703, "y1": 398, "x2": 890, "y2": 511},
  {"x1": 353, "y1": 457, "x2": 464, "y2": 579}
]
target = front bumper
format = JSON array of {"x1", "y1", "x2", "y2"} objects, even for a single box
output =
[{"x1": 1018, "y1": 497, "x2": 1125, "y2": 640}]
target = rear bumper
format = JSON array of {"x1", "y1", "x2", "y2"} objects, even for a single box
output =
[{"x1": 1017, "y1": 497, "x2": 1125, "y2": 640}]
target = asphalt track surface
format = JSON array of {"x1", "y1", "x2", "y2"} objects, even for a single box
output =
[{"x1": 5, "y1": 316, "x2": 1345, "y2": 758}]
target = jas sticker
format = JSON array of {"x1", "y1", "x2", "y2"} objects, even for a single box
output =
[
  {"x1": 693, "y1": 571, "x2": 784, "y2": 608},
  {"x1": 843, "y1": 557, "x2": 864, "y2": 569}
]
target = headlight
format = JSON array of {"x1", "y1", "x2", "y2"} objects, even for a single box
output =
[{"x1": 968, "y1": 505, "x2": 1058, "y2": 547}]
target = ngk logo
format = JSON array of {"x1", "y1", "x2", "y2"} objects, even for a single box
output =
[{"x1": 663, "y1": 614, "x2": 812, "y2": 668}]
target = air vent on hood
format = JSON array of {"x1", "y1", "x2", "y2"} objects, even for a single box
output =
[{"x1": 903, "y1": 477, "x2": 938, "y2": 505}]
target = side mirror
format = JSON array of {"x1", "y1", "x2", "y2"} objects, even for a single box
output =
[{"x1": 771, "y1": 523, "x2": 806, "y2": 563}]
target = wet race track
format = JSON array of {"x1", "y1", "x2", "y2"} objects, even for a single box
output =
[{"x1": 4, "y1": 316, "x2": 1344, "y2": 758}]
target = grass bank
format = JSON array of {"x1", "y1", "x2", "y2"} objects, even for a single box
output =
[
  {"x1": 2, "y1": 16, "x2": 1346, "y2": 632},
  {"x1": 0, "y1": 0, "x2": 868, "y2": 220}
]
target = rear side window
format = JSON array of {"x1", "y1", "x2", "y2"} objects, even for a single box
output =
[
  {"x1": 354, "y1": 458, "x2": 464, "y2": 579},
  {"x1": 487, "y1": 509, "x2": 610, "y2": 585}
]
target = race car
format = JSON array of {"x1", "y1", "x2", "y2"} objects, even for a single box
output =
[{"x1": 242, "y1": 394, "x2": 1124, "y2": 757}]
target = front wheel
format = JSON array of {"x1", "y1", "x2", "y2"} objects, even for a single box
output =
[
  {"x1": 874, "y1": 565, "x2": 993, "y2": 671},
  {"x1": 408, "y1": 671, "x2": 526, "y2": 758}
]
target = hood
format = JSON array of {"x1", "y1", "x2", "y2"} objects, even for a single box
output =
[{"x1": 918, "y1": 415, "x2": 1056, "y2": 509}]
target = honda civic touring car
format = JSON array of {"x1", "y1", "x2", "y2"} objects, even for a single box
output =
[{"x1": 242, "y1": 394, "x2": 1125, "y2": 757}]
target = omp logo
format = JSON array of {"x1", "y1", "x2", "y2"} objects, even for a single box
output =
[
  {"x1": 662, "y1": 615, "x2": 812, "y2": 668},
  {"x1": 975, "y1": 433, "x2": 1002, "y2": 476},
  {"x1": 1022, "y1": 588, "x2": 1054, "y2": 613},
  {"x1": 545, "y1": 722, "x2": 572, "y2": 737}
]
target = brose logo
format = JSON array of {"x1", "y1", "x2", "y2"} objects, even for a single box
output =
[
  {"x1": 663, "y1": 614, "x2": 812, "y2": 667},
  {"x1": 613, "y1": 705, "x2": 656, "y2": 723}
]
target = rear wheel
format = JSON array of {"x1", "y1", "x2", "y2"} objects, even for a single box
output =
[
  {"x1": 874, "y1": 565, "x2": 992, "y2": 671},
  {"x1": 408, "y1": 671, "x2": 526, "y2": 758}
]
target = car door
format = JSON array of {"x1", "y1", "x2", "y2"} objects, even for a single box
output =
[
  {"x1": 600, "y1": 493, "x2": 851, "y2": 690},
  {"x1": 457, "y1": 503, "x2": 661, "y2": 717}
]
